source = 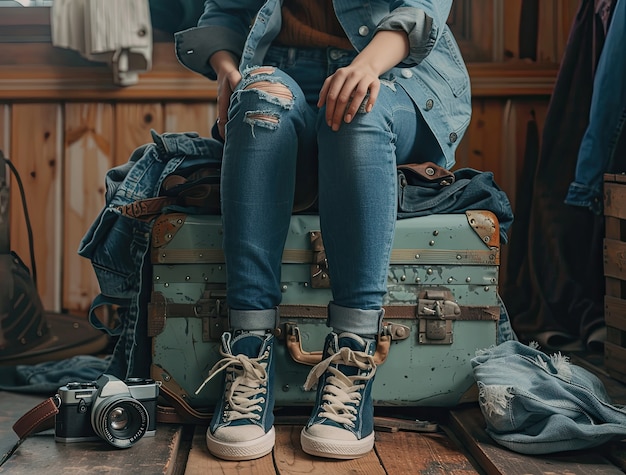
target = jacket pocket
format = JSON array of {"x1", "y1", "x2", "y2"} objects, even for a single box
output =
[{"x1": 423, "y1": 29, "x2": 469, "y2": 98}]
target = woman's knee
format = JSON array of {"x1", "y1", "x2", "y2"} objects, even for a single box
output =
[{"x1": 234, "y1": 66, "x2": 299, "y2": 129}]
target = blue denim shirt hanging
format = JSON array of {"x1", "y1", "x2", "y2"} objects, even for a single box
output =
[
  {"x1": 565, "y1": 0, "x2": 626, "y2": 214},
  {"x1": 472, "y1": 340, "x2": 626, "y2": 454}
]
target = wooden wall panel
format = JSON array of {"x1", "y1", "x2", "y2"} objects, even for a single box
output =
[
  {"x1": 454, "y1": 99, "x2": 505, "y2": 180},
  {"x1": 114, "y1": 103, "x2": 164, "y2": 166},
  {"x1": 449, "y1": 0, "x2": 499, "y2": 62},
  {"x1": 556, "y1": 0, "x2": 580, "y2": 61},
  {"x1": 0, "y1": 104, "x2": 8, "y2": 153},
  {"x1": 10, "y1": 103, "x2": 62, "y2": 311},
  {"x1": 63, "y1": 103, "x2": 114, "y2": 314},
  {"x1": 502, "y1": 0, "x2": 523, "y2": 60},
  {"x1": 164, "y1": 103, "x2": 218, "y2": 136}
]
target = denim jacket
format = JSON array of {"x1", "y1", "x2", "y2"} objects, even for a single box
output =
[
  {"x1": 78, "y1": 130, "x2": 223, "y2": 379},
  {"x1": 565, "y1": 0, "x2": 626, "y2": 214},
  {"x1": 472, "y1": 340, "x2": 626, "y2": 454},
  {"x1": 174, "y1": 0, "x2": 471, "y2": 169}
]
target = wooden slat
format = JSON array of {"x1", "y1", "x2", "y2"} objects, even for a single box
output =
[
  {"x1": 502, "y1": 0, "x2": 523, "y2": 60},
  {"x1": 605, "y1": 342, "x2": 626, "y2": 384},
  {"x1": 604, "y1": 238, "x2": 626, "y2": 281},
  {"x1": 604, "y1": 182, "x2": 626, "y2": 220},
  {"x1": 63, "y1": 103, "x2": 115, "y2": 315},
  {"x1": 164, "y1": 103, "x2": 218, "y2": 136},
  {"x1": 449, "y1": 404, "x2": 624, "y2": 475},
  {"x1": 274, "y1": 425, "x2": 385, "y2": 474},
  {"x1": 605, "y1": 296, "x2": 626, "y2": 332},
  {"x1": 114, "y1": 103, "x2": 164, "y2": 166},
  {"x1": 375, "y1": 429, "x2": 479, "y2": 474},
  {"x1": 556, "y1": 0, "x2": 580, "y2": 61},
  {"x1": 0, "y1": 392, "x2": 184, "y2": 475},
  {"x1": 454, "y1": 99, "x2": 504, "y2": 180},
  {"x1": 10, "y1": 103, "x2": 62, "y2": 311},
  {"x1": 184, "y1": 425, "x2": 277, "y2": 474},
  {"x1": 537, "y1": 1, "x2": 559, "y2": 62},
  {"x1": 0, "y1": 104, "x2": 8, "y2": 152}
]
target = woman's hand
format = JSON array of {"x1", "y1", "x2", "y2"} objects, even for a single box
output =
[
  {"x1": 318, "y1": 30, "x2": 410, "y2": 131},
  {"x1": 318, "y1": 63, "x2": 379, "y2": 132},
  {"x1": 210, "y1": 51, "x2": 242, "y2": 139}
]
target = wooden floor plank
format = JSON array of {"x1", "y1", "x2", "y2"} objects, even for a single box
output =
[
  {"x1": 449, "y1": 404, "x2": 624, "y2": 475},
  {"x1": 184, "y1": 425, "x2": 276, "y2": 475},
  {"x1": 375, "y1": 429, "x2": 480, "y2": 474},
  {"x1": 0, "y1": 391, "x2": 184, "y2": 475},
  {"x1": 273, "y1": 425, "x2": 385, "y2": 474}
]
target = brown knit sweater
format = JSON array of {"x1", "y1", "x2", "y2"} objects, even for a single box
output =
[{"x1": 274, "y1": 0, "x2": 353, "y2": 50}]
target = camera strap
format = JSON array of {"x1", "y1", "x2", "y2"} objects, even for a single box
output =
[{"x1": 0, "y1": 396, "x2": 59, "y2": 468}]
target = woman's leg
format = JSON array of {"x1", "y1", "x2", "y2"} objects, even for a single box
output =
[
  {"x1": 221, "y1": 66, "x2": 317, "y2": 329},
  {"x1": 206, "y1": 65, "x2": 316, "y2": 461},
  {"x1": 317, "y1": 78, "x2": 432, "y2": 333},
  {"x1": 301, "y1": 76, "x2": 442, "y2": 460}
]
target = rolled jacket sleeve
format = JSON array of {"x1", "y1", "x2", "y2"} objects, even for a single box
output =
[
  {"x1": 174, "y1": 25, "x2": 245, "y2": 79},
  {"x1": 376, "y1": 7, "x2": 436, "y2": 66}
]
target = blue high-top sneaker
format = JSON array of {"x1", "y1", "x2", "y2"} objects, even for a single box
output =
[
  {"x1": 198, "y1": 331, "x2": 275, "y2": 461},
  {"x1": 300, "y1": 332, "x2": 377, "y2": 459}
]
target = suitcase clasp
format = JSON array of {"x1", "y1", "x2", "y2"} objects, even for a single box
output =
[{"x1": 417, "y1": 289, "x2": 460, "y2": 345}]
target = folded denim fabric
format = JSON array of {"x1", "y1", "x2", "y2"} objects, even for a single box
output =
[
  {"x1": 471, "y1": 340, "x2": 626, "y2": 454},
  {"x1": 0, "y1": 355, "x2": 110, "y2": 395},
  {"x1": 397, "y1": 167, "x2": 513, "y2": 243}
]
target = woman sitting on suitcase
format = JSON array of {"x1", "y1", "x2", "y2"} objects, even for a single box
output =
[{"x1": 174, "y1": 0, "x2": 471, "y2": 461}]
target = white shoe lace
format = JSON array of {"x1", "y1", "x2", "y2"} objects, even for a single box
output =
[
  {"x1": 303, "y1": 346, "x2": 376, "y2": 427},
  {"x1": 196, "y1": 348, "x2": 270, "y2": 422}
]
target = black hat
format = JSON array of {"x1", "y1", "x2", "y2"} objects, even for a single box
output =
[
  {"x1": 0, "y1": 150, "x2": 108, "y2": 366},
  {"x1": 0, "y1": 252, "x2": 109, "y2": 366}
]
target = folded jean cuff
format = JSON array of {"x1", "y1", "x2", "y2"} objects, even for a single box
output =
[
  {"x1": 326, "y1": 302, "x2": 384, "y2": 337},
  {"x1": 228, "y1": 307, "x2": 280, "y2": 331}
]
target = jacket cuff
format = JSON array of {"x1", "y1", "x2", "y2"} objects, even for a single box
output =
[
  {"x1": 174, "y1": 25, "x2": 244, "y2": 79},
  {"x1": 376, "y1": 7, "x2": 436, "y2": 66}
]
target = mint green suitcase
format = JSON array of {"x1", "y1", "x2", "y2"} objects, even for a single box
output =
[{"x1": 148, "y1": 212, "x2": 500, "y2": 412}]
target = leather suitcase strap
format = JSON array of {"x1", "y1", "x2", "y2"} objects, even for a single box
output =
[
  {"x1": 153, "y1": 247, "x2": 497, "y2": 265},
  {"x1": 280, "y1": 304, "x2": 500, "y2": 321},
  {"x1": 157, "y1": 381, "x2": 211, "y2": 425}
]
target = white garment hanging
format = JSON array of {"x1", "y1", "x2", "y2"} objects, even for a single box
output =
[{"x1": 51, "y1": 0, "x2": 153, "y2": 86}]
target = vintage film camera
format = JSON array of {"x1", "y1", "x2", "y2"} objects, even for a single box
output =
[{"x1": 55, "y1": 374, "x2": 160, "y2": 449}]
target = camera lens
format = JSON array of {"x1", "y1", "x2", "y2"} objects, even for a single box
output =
[
  {"x1": 109, "y1": 407, "x2": 130, "y2": 430},
  {"x1": 91, "y1": 396, "x2": 149, "y2": 449}
]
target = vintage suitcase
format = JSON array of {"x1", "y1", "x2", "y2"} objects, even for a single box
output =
[{"x1": 148, "y1": 211, "x2": 500, "y2": 412}]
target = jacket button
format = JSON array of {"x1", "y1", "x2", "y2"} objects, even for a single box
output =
[
  {"x1": 401, "y1": 69, "x2": 413, "y2": 78},
  {"x1": 358, "y1": 25, "x2": 370, "y2": 36},
  {"x1": 449, "y1": 132, "x2": 458, "y2": 143},
  {"x1": 425, "y1": 99, "x2": 434, "y2": 110}
]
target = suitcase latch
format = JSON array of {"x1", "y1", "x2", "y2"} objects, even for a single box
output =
[
  {"x1": 417, "y1": 289, "x2": 460, "y2": 345},
  {"x1": 198, "y1": 291, "x2": 229, "y2": 341},
  {"x1": 310, "y1": 231, "x2": 331, "y2": 288}
]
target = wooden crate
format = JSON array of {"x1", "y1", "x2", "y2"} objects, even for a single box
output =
[{"x1": 604, "y1": 173, "x2": 626, "y2": 382}]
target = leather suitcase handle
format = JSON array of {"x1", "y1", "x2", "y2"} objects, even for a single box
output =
[{"x1": 285, "y1": 324, "x2": 391, "y2": 366}]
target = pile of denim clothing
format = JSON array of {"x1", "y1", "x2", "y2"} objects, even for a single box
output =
[{"x1": 472, "y1": 340, "x2": 626, "y2": 454}]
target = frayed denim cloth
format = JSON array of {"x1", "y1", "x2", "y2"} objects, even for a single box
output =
[{"x1": 471, "y1": 340, "x2": 626, "y2": 454}]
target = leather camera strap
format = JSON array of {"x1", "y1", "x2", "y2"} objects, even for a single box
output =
[{"x1": 1, "y1": 396, "x2": 59, "y2": 468}]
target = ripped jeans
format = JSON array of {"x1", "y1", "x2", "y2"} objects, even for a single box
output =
[{"x1": 222, "y1": 46, "x2": 443, "y2": 336}]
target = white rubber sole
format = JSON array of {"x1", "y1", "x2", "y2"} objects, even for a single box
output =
[
  {"x1": 206, "y1": 426, "x2": 275, "y2": 461},
  {"x1": 300, "y1": 429, "x2": 375, "y2": 460}
]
